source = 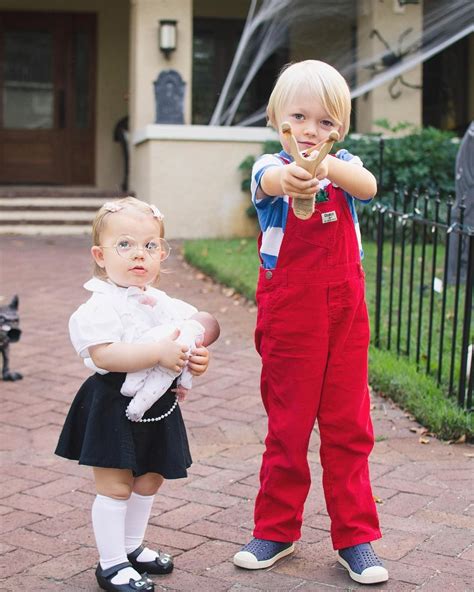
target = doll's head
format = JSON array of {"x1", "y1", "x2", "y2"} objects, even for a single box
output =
[
  {"x1": 266, "y1": 60, "x2": 351, "y2": 140},
  {"x1": 91, "y1": 196, "x2": 169, "y2": 289}
]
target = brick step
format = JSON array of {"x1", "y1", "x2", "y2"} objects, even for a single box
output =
[
  {"x1": 0, "y1": 197, "x2": 107, "y2": 211},
  {"x1": 0, "y1": 207, "x2": 95, "y2": 234},
  {"x1": 0, "y1": 189, "x2": 132, "y2": 234},
  {"x1": 0, "y1": 224, "x2": 91, "y2": 235},
  {"x1": 0, "y1": 210, "x2": 97, "y2": 223},
  {"x1": 0, "y1": 186, "x2": 131, "y2": 198}
]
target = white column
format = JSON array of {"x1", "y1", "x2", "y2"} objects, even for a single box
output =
[
  {"x1": 356, "y1": 0, "x2": 423, "y2": 134},
  {"x1": 129, "y1": 0, "x2": 192, "y2": 129},
  {"x1": 129, "y1": 0, "x2": 192, "y2": 192}
]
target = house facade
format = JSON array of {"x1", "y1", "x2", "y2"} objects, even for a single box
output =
[{"x1": 0, "y1": 0, "x2": 472, "y2": 237}]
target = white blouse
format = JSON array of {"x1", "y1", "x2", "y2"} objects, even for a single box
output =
[{"x1": 69, "y1": 277, "x2": 197, "y2": 374}]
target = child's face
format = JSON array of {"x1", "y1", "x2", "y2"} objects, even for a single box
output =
[
  {"x1": 91, "y1": 209, "x2": 164, "y2": 290},
  {"x1": 278, "y1": 93, "x2": 341, "y2": 153}
]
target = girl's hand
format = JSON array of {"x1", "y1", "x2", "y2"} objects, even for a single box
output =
[
  {"x1": 188, "y1": 341, "x2": 210, "y2": 376},
  {"x1": 154, "y1": 328, "x2": 189, "y2": 373},
  {"x1": 281, "y1": 162, "x2": 319, "y2": 199}
]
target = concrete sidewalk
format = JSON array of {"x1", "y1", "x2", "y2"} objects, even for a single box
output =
[{"x1": 0, "y1": 234, "x2": 472, "y2": 592}]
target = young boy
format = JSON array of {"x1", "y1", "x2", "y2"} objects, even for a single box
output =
[{"x1": 233, "y1": 60, "x2": 388, "y2": 585}]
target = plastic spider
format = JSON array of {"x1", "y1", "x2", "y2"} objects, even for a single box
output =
[{"x1": 365, "y1": 28, "x2": 422, "y2": 99}]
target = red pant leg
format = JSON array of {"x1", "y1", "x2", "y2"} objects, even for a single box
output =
[
  {"x1": 317, "y1": 276, "x2": 381, "y2": 549},
  {"x1": 254, "y1": 282, "x2": 328, "y2": 542}
]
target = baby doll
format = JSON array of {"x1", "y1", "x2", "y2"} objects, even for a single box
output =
[{"x1": 122, "y1": 313, "x2": 219, "y2": 421}]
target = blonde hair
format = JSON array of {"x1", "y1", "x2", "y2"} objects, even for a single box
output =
[
  {"x1": 91, "y1": 196, "x2": 165, "y2": 282},
  {"x1": 266, "y1": 60, "x2": 351, "y2": 139}
]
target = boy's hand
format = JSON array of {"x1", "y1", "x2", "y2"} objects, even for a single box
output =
[
  {"x1": 188, "y1": 341, "x2": 210, "y2": 376},
  {"x1": 154, "y1": 328, "x2": 188, "y2": 373},
  {"x1": 314, "y1": 155, "x2": 329, "y2": 180},
  {"x1": 281, "y1": 162, "x2": 319, "y2": 199}
]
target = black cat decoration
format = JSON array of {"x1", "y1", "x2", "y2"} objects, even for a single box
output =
[{"x1": 0, "y1": 295, "x2": 22, "y2": 381}]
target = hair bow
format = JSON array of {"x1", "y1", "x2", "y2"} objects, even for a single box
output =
[
  {"x1": 103, "y1": 201, "x2": 123, "y2": 213},
  {"x1": 149, "y1": 204, "x2": 164, "y2": 220}
]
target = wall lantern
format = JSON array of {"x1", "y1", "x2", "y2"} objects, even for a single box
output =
[{"x1": 159, "y1": 20, "x2": 177, "y2": 59}]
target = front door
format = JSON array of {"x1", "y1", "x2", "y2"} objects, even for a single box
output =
[{"x1": 0, "y1": 12, "x2": 96, "y2": 184}]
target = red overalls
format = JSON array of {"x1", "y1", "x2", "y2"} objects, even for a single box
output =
[{"x1": 253, "y1": 178, "x2": 381, "y2": 550}]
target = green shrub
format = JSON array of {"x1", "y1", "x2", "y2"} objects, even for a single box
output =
[{"x1": 347, "y1": 121, "x2": 459, "y2": 197}]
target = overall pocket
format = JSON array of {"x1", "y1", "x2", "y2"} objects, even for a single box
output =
[{"x1": 294, "y1": 200, "x2": 339, "y2": 250}]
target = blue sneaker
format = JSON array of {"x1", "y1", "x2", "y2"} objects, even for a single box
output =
[
  {"x1": 338, "y1": 542, "x2": 388, "y2": 584},
  {"x1": 233, "y1": 538, "x2": 295, "y2": 569}
]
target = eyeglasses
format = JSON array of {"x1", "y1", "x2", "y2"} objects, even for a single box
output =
[{"x1": 100, "y1": 236, "x2": 171, "y2": 260}]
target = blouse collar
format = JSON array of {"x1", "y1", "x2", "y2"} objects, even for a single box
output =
[{"x1": 83, "y1": 277, "x2": 149, "y2": 301}]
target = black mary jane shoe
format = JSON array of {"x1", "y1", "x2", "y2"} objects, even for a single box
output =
[
  {"x1": 127, "y1": 545, "x2": 174, "y2": 575},
  {"x1": 95, "y1": 561, "x2": 154, "y2": 591}
]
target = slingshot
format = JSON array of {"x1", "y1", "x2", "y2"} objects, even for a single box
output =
[{"x1": 280, "y1": 122, "x2": 340, "y2": 220}]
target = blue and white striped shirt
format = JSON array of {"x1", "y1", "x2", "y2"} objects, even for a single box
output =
[{"x1": 251, "y1": 149, "x2": 372, "y2": 269}]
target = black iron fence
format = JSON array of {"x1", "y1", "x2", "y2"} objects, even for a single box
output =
[{"x1": 362, "y1": 189, "x2": 473, "y2": 410}]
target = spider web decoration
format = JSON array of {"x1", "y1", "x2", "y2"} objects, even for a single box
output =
[{"x1": 208, "y1": 0, "x2": 473, "y2": 126}]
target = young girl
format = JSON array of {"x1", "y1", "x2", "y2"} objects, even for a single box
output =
[
  {"x1": 55, "y1": 197, "x2": 218, "y2": 592},
  {"x1": 232, "y1": 60, "x2": 388, "y2": 585}
]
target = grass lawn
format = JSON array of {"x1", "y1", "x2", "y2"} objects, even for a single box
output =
[{"x1": 184, "y1": 237, "x2": 472, "y2": 440}]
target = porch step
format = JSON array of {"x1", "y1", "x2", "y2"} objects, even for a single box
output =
[
  {"x1": 0, "y1": 197, "x2": 106, "y2": 211},
  {"x1": 0, "y1": 188, "x2": 131, "y2": 234},
  {"x1": 0, "y1": 224, "x2": 92, "y2": 235},
  {"x1": 0, "y1": 186, "x2": 129, "y2": 198}
]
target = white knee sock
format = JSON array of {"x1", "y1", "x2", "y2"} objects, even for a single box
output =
[
  {"x1": 92, "y1": 494, "x2": 141, "y2": 584},
  {"x1": 125, "y1": 492, "x2": 158, "y2": 562}
]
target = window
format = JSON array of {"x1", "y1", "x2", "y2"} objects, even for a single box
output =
[
  {"x1": 192, "y1": 17, "x2": 288, "y2": 126},
  {"x1": 423, "y1": 36, "x2": 471, "y2": 134}
]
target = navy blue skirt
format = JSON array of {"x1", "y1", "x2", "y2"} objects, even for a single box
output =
[{"x1": 55, "y1": 372, "x2": 192, "y2": 478}]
